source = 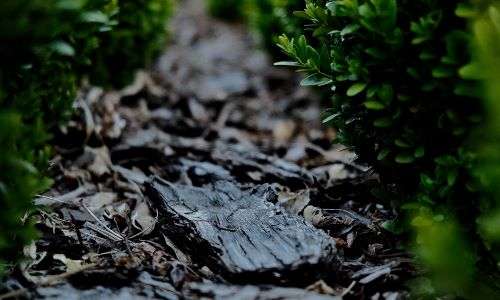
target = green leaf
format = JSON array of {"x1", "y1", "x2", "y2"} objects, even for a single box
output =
[
  {"x1": 414, "y1": 145, "x2": 425, "y2": 158},
  {"x1": 347, "y1": 82, "x2": 368, "y2": 97},
  {"x1": 300, "y1": 73, "x2": 332, "y2": 86},
  {"x1": 296, "y1": 35, "x2": 308, "y2": 61},
  {"x1": 455, "y1": 2, "x2": 477, "y2": 18},
  {"x1": 395, "y1": 152, "x2": 415, "y2": 164},
  {"x1": 364, "y1": 101, "x2": 385, "y2": 110},
  {"x1": 319, "y1": 44, "x2": 330, "y2": 72},
  {"x1": 371, "y1": 186, "x2": 393, "y2": 202},
  {"x1": 365, "y1": 47, "x2": 388, "y2": 59},
  {"x1": 341, "y1": 24, "x2": 361, "y2": 36},
  {"x1": 420, "y1": 174, "x2": 434, "y2": 189},
  {"x1": 293, "y1": 11, "x2": 310, "y2": 20},
  {"x1": 447, "y1": 167, "x2": 459, "y2": 186},
  {"x1": 81, "y1": 11, "x2": 109, "y2": 23},
  {"x1": 322, "y1": 112, "x2": 341, "y2": 123},
  {"x1": 378, "y1": 84, "x2": 394, "y2": 105},
  {"x1": 435, "y1": 155, "x2": 458, "y2": 166},
  {"x1": 377, "y1": 148, "x2": 392, "y2": 161},
  {"x1": 396, "y1": 93, "x2": 411, "y2": 102},
  {"x1": 307, "y1": 45, "x2": 321, "y2": 68},
  {"x1": 395, "y1": 138, "x2": 411, "y2": 148},
  {"x1": 50, "y1": 41, "x2": 75, "y2": 56},
  {"x1": 274, "y1": 61, "x2": 301, "y2": 67},
  {"x1": 459, "y1": 63, "x2": 487, "y2": 80},
  {"x1": 432, "y1": 66, "x2": 454, "y2": 78},
  {"x1": 419, "y1": 51, "x2": 436, "y2": 60},
  {"x1": 401, "y1": 202, "x2": 422, "y2": 210},
  {"x1": 373, "y1": 117, "x2": 393, "y2": 127},
  {"x1": 411, "y1": 215, "x2": 433, "y2": 227}
]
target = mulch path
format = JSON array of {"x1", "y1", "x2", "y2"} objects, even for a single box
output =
[{"x1": 0, "y1": 1, "x2": 418, "y2": 299}]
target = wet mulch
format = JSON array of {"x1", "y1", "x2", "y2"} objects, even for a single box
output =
[{"x1": 0, "y1": 0, "x2": 418, "y2": 299}]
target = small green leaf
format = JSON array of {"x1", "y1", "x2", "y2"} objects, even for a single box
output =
[
  {"x1": 341, "y1": 24, "x2": 361, "y2": 36},
  {"x1": 322, "y1": 112, "x2": 341, "y2": 123},
  {"x1": 364, "y1": 101, "x2": 385, "y2": 110},
  {"x1": 419, "y1": 51, "x2": 436, "y2": 60},
  {"x1": 420, "y1": 174, "x2": 434, "y2": 189},
  {"x1": 300, "y1": 73, "x2": 331, "y2": 86},
  {"x1": 377, "y1": 148, "x2": 392, "y2": 161},
  {"x1": 81, "y1": 11, "x2": 109, "y2": 23},
  {"x1": 435, "y1": 155, "x2": 458, "y2": 166},
  {"x1": 274, "y1": 61, "x2": 301, "y2": 67},
  {"x1": 406, "y1": 67, "x2": 420, "y2": 79},
  {"x1": 365, "y1": 47, "x2": 388, "y2": 59},
  {"x1": 378, "y1": 84, "x2": 394, "y2": 105},
  {"x1": 414, "y1": 145, "x2": 425, "y2": 158},
  {"x1": 373, "y1": 117, "x2": 393, "y2": 127},
  {"x1": 455, "y1": 2, "x2": 477, "y2": 18},
  {"x1": 411, "y1": 215, "x2": 433, "y2": 227},
  {"x1": 433, "y1": 214, "x2": 444, "y2": 222},
  {"x1": 397, "y1": 93, "x2": 411, "y2": 102},
  {"x1": 347, "y1": 82, "x2": 368, "y2": 97},
  {"x1": 293, "y1": 11, "x2": 310, "y2": 20},
  {"x1": 50, "y1": 41, "x2": 75, "y2": 56},
  {"x1": 447, "y1": 167, "x2": 459, "y2": 186},
  {"x1": 432, "y1": 66, "x2": 454, "y2": 78},
  {"x1": 459, "y1": 63, "x2": 487, "y2": 80},
  {"x1": 395, "y1": 152, "x2": 415, "y2": 164},
  {"x1": 395, "y1": 138, "x2": 411, "y2": 148}
]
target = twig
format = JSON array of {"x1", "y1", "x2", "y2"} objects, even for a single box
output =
[
  {"x1": 69, "y1": 211, "x2": 88, "y2": 252},
  {"x1": 35, "y1": 194, "x2": 74, "y2": 205},
  {"x1": 84, "y1": 222, "x2": 123, "y2": 242},
  {"x1": 114, "y1": 218, "x2": 134, "y2": 258},
  {"x1": 80, "y1": 201, "x2": 123, "y2": 241},
  {"x1": 340, "y1": 281, "x2": 356, "y2": 297}
]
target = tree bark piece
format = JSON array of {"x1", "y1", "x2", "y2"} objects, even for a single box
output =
[
  {"x1": 212, "y1": 145, "x2": 315, "y2": 188},
  {"x1": 145, "y1": 177, "x2": 340, "y2": 284}
]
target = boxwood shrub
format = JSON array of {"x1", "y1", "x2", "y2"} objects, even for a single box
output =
[
  {"x1": 276, "y1": 0, "x2": 500, "y2": 297},
  {"x1": 0, "y1": 0, "x2": 172, "y2": 274}
]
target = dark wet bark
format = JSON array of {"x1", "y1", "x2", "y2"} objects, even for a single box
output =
[{"x1": 146, "y1": 177, "x2": 340, "y2": 285}]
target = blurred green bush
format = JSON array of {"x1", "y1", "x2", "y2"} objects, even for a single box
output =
[
  {"x1": 85, "y1": 0, "x2": 174, "y2": 87},
  {"x1": 207, "y1": 0, "x2": 303, "y2": 57},
  {"x1": 207, "y1": 0, "x2": 245, "y2": 21},
  {"x1": 276, "y1": 0, "x2": 500, "y2": 297},
  {"x1": 0, "y1": 0, "x2": 172, "y2": 273}
]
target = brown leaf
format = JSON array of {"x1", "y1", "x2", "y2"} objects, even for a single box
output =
[
  {"x1": 131, "y1": 202, "x2": 156, "y2": 235},
  {"x1": 277, "y1": 189, "x2": 310, "y2": 215},
  {"x1": 273, "y1": 120, "x2": 296, "y2": 147}
]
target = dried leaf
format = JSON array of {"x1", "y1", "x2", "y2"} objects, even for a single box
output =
[
  {"x1": 131, "y1": 202, "x2": 156, "y2": 235},
  {"x1": 277, "y1": 189, "x2": 310, "y2": 215},
  {"x1": 53, "y1": 254, "x2": 84, "y2": 273}
]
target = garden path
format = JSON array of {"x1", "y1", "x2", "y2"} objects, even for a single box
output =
[{"x1": 0, "y1": 1, "x2": 416, "y2": 299}]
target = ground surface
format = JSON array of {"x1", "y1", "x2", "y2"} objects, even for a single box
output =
[{"x1": 1, "y1": 1, "x2": 417, "y2": 299}]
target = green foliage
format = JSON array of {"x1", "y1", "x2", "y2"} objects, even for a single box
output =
[
  {"x1": 0, "y1": 0, "x2": 172, "y2": 274},
  {"x1": 0, "y1": 111, "x2": 52, "y2": 266},
  {"x1": 471, "y1": 0, "x2": 500, "y2": 270},
  {"x1": 207, "y1": 0, "x2": 244, "y2": 21},
  {"x1": 277, "y1": 0, "x2": 500, "y2": 297},
  {"x1": 85, "y1": 0, "x2": 174, "y2": 87},
  {"x1": 206, "y1": 0, "x2": 304, "y2": 57},
  {"x1": 247, "y1": 0, "x2": 304, "y2": 56}
]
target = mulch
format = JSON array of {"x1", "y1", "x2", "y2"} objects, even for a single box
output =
[{"x1": 0, "y1": 1, "x2": 419, "y2": 299}]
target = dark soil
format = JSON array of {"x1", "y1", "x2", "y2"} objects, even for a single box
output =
[{"x1": 0, "y1": 1, "x2": 418, "y2": 299}]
